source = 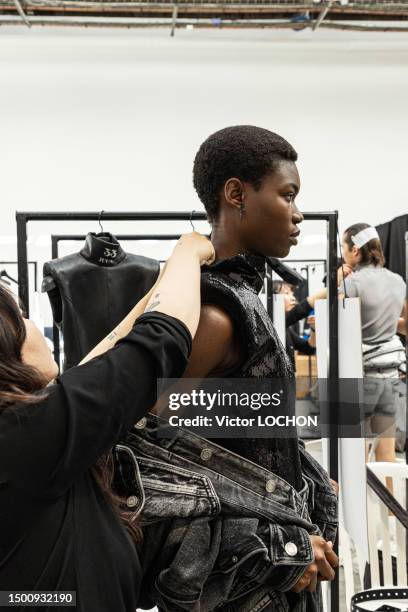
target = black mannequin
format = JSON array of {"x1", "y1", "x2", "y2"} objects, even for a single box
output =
[{"x1": 42, "y1": 232, "x2": 160, "y2": 370}]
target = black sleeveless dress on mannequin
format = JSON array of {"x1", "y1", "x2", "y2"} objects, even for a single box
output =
[{"x1": 201, "y1": 253, "x2": 303, "y2": 491}]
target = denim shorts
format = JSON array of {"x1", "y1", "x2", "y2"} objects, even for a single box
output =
[{"x1": 363, "y1": 371, "x2": 400, "y2": 418}]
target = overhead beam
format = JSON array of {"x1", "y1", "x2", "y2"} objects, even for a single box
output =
[
  {"x1": 313, "y1": 0, "x2": 333, "y2": 30},
  {"x1": 12, "y1": 0, "x2": 31, "y2": 25}
]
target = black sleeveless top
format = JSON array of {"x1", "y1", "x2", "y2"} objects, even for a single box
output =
[
  {"x1": 42, "y1": 232, "x2": 159, "y2": 370},
  {"x1": 201, "y1": 254, "x2": 303, "y2": 491}
]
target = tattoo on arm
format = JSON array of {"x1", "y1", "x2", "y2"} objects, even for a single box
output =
[
  {"x1": 145, "y1": 293, "x2": 161, "y2": 313},
  {"x1": 107, "y1": 329, "x2": 120, "y2": 342},
  {"x1": 145, "y1": 300, "x2": 161, "y2": 312}
]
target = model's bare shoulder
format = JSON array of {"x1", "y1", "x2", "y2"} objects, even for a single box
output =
[
  {"x1": 201, "y1": 303, "x2": 234, "y2": 338},
  {"x1": 182, "y1": 303, "x2": 235, "y2": 378}
]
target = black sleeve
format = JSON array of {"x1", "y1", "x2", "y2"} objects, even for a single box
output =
[
  {"x1": 291, "y1": 332, "x2": 316, "y2": 355},
  {"x1": 42, "y1": 269, "x2": 63, "y2": 326},
  {"x1": 0, "y1": 312, "x2": 192, "y2": 499},
  {"x1": 285, "y1": 299, "x2": 312, "y2": 328}
]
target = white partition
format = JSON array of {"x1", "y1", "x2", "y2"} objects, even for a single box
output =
[
  {"x1": 272, "y1": 293, "x2": 286, "y2": 348},
  {"x1": 315, "y1": 298, "x2": 369, "y2": 572}
]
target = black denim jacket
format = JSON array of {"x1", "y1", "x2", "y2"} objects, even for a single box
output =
[{"x1": 115, "y1": 415, "x2": 338, "y2": 612}]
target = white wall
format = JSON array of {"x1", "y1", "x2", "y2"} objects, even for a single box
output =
[{"x1": 0, "y1": 26, "x2": 407, "y2": 269}]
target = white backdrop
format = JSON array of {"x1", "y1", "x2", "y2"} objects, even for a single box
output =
[{"x1": 0, "y1": 26, "x2": 407, "y2": 267}]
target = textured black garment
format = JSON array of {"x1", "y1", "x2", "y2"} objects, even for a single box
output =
[
  {"x1": 201, "y1": 254, "x2": 303, "y2": 491},
  {"x1": 286, "y1": 327, "x2": 316, "y2": 371},
  {"x1": 286, "y1": 298, "x2": 312, "y2": 329},
  {"x1": 285, "y1": 299, "x2": 315, "y2": 370},
  {"x1": 42, "y1": 232, "x2": 160, "y2": 370},
  {"x1": 0, "y1": 313, "x2": 192, "y2": 612},
  {"x1": 376, "y1": 214, "x2": 408, "y2": 281}
]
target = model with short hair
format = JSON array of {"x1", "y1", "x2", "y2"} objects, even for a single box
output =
[{"x1": 184, "y1": 125, "x2": 339, "y2": 606}]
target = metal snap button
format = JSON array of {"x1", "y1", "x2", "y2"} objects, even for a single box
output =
[
  {"x1": 126, "y1": 495, "x2": 138, "y2": 508},
  {"x1": 265, "y1": 479, "x2": 276, "y2": 493},
  {"x1": 200, "y1": 448, "x2": 213, "y2": 461},
  {"x1": 284, "y1": 542, "x2": 298, "y2": 556},
  {"x1": 135, "y1": 417, "x2": 147, "y2": 430},
  {"x1": 231, "y1": 556, "x2": 238, "y2": 563}
]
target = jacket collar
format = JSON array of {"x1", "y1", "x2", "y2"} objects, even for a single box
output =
[{"x1": 80, "y1": 232, "x2": 126, "y2": 267}]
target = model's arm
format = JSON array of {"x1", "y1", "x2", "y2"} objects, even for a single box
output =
[
  {"x1": 81, "y1": 232, "x2": 214, "y2": 365},
  {"x1": 397, "y1": 300, "x2": 407, "y2": 336}
]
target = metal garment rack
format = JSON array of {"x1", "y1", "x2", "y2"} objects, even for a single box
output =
[
  {"x1": 16, "y1": 210, "x2": 340, "y2": 612},
  {"x1": 0, "y1": 260, "x2": 38, "y2": 292},
  {"x1": 16, "y1": 212, "x2": 209, "y2": 313},
  {"x1": 275, "y1": 258, "x2": 327, "y2": 384},
  {"x1": 51, "y1": 235, "x2": 188, "y2": 258},
  {"x1": 265, "y1": 258, "x2": 327, "y2": 321},
  {"x1": 284, "y1": 258, "x2": 327, "y2": 283},
  {"x1": 281, "y1": 258, "x2": 327, "y2": 301}
]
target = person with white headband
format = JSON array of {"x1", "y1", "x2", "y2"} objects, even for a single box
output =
[{"x1": 341, "y1": 223, "x2": 407, "y2": 471}]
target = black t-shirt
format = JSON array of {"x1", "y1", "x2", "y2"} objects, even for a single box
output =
[{"x1": 0, "y1": 312, "x2": 191, "y2": 612}]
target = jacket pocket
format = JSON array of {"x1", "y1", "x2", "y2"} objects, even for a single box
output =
[{"x1": 137, "y1": 456, "x2": 221, "y2": 523}]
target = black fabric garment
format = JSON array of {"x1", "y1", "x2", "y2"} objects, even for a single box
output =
[
  {"x1": 286, "y1": 327, "x2": 316, "y2": 371},
  {"x1": 201, "y1": 254, "x2": 303, "y2": 491},
  {"x1": 42, "y1": 232, "x2": 160, "y2": 370},
  {"x1": 285, "y1": 299, "x2": 315, "y2": 370},
  {"x1": 376, "y1": 214, "x2": 408, "y2": 281},
  {"x1": 286, "y1": 298, "x2": 312, "y2": 328},
  {"x1": 0, "y1": 312, "x2": 191, "y2": 612}
]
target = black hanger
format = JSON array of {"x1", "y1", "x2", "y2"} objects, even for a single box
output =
[
  {"x1": 189, "y1": 210, "x2": 196, "y2": 232},
  {"x1": 98, "y1": 210, "x2": 105, "y2": 234},
  {"x1": 0, "y1": 270, "x2": 18, "y2": 285}
]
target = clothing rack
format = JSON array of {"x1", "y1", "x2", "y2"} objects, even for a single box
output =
[
  {"x1": 51, "y1": 234, "x2": 198, "y2": 259},
  {"x1": 284, "y1": 259, "x2": 327, "y2": 293},
  {"x1": 51, "y1": 234, "x2": 199, "y2": 259},
  {"x1": 16, "y1": 210, "x2": 340, "y2": 612},
  {"x1": 272, "y1": 258, "x2": 327, "y2": 387},
  {"x1": 265, "y1": 258, "x2": 328, "y2": 342},
  {"x1": 16, "y1": 212, "x2": 211, "y2": 313},
  {"x1": 0, "y1": 261, "x2": 38, "y2": 292}
]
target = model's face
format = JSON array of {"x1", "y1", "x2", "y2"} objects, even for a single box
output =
[
  {"x1": 341, "y1": 235, "x2": 361, "y2": 267},
  {"x1": 238, "y1": 161, "x2": 303, "y2": 258}
]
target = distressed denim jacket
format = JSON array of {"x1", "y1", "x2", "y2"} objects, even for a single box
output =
[{"x1": 115, "y1": 414, "x2": 338, "y2": 612}]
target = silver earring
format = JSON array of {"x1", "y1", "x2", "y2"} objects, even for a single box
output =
[{"x1": 240, "y1": 203, "x2": 245, "y2": 219}]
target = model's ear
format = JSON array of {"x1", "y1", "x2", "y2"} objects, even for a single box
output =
[
  {"x1": 224, "y1": 178, "x2": 245, "y2": 212},
  {"x1": 352, "y1": 245, "x2": 360, "y2": 257}
]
